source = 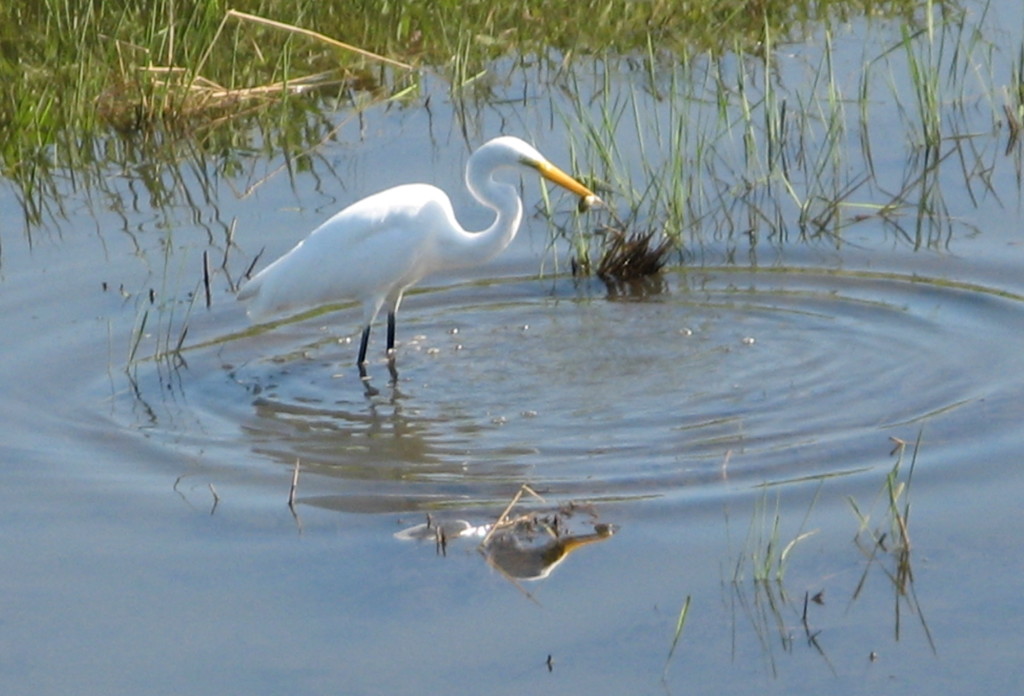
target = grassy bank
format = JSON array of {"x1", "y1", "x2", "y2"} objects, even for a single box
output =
[
  {"x1": 2, "y1": 0, "x2": 922, "y2": 228},
  {"x1": 4, "y1": 0, "x2": 1021, "y2": 284}
]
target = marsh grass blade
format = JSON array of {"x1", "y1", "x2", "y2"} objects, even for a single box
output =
[{"x1": 663, "y1": 594, "x2": 691, "y2": 679}]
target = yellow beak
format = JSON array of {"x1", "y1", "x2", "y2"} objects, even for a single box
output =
[{"x1": 536, "y1": 160, "x2": 601, "y2": 205}]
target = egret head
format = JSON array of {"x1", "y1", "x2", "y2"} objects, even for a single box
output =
[{"x1": 475, "y1": 136, "x2": 602, "y2": 208}]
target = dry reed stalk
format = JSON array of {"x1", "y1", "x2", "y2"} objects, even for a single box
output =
[{"x1": 225, "y1": 9, "x2": 415, "y2": 71}]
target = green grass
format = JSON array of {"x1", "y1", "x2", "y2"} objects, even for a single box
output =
[
  {"x1": 847, "y1": 431, "x2": 935, "y2": 651},
  {"x1": 2, "y1": 0, "x2": 924, "y2": 229},
  {"x1": 3, "y1": 0, "x2": 1021, "y2": 284},
  {"x1": 555, "y1": 0, "x2": 1021, "y2": 268},
  {"x1": 663, "y1": 594, "x2": 692, "y2": 679},
  {"x1": 24, "y1": 0, "x2": 1010, "y2": 369},
  {"x1": 723, "y1": 434, "x2": 938, "y2": 674},
  {"x1": 731, "y1": 485, "x2": 820, "y2": 586},
  {"x1": 722, "y1": 483, "x2": 829, "y2": 676}
]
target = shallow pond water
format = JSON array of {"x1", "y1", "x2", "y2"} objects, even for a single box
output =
[{"x1": 3, "y1": 4, "x2": 1024, "y2": 695}]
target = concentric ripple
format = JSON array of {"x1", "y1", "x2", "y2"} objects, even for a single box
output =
[{"x1": 113, "y1": 266, "x2": 1024, "y2": 512}]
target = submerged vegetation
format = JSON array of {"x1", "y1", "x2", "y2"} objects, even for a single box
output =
[
  {"x1": 722, "y1": 433, "x2": 936, "y2": 678},
  {"x1": 732, "y1": 486, "x2": 819, "y2": 586},
  {"x1": 848, "y1": 432, "x2": 935, "y2": 650}
]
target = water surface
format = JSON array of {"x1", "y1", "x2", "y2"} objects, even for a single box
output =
[{"x1": 2, "y1": 3, "x2": 1024, "y2": 694}]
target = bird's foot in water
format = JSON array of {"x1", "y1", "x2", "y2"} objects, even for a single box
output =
[
  {"x1": 357, "y1": 362, "x2": 378, "y2": 396},
  {"x1": 357, "y1": 358, "x2": 399, "y2": 397}
]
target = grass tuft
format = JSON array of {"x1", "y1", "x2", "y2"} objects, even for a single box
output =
[
  {"x1": 732, "y1": 484, "x2": 820, "y2": 587},
  {"x1": 571, "y1": 222, "x2": 672, "y2": 285},
  {"x1": 847, "y1": 431, "x2": 935, "y2": 651}
]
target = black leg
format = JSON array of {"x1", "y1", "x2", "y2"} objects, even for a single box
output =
[
  {"x1": 357, "y1": 324, "x2": 371, "y2": 365},
  {"x1": 386, "y1": 312, "x2": 396, "y2": 354},
  {"x1": 358, "y1": 361, "x2": 378, "y2": 394}
]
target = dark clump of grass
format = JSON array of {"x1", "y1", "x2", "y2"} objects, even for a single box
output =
[
  {"x1": 571, "y1": 222, "x2": 672, "y2": 285},
  {"x1": 595, "y1": 226, "x2": 671, "y2": 283}
]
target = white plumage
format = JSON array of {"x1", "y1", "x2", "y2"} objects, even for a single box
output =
[{"x1": 238, "y1": 136, "x2": 598, "y2": 365}]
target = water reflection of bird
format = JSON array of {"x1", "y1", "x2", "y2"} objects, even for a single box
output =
[
  {"x1": 483, "y1": 524, "x2": 616, "y2": 581},
  {"x1": 394, "y1": 518, "x2": 615, "y2": 581},
  {"x1": 238, "y1": 136, "x2": 599, "y2": 366}
]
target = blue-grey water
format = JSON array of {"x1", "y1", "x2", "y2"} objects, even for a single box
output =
[{"x1": 2, "y1": 2, "x2": 1023, "y2": 694}]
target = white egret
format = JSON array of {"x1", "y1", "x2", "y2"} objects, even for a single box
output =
[{"x1": 238, "y1": 136, "x2": 599, "y2": 365}]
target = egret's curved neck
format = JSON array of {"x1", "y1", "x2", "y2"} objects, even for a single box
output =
[{"x1": 442, "y1": 156, "x2": 523, "y2": 270}]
